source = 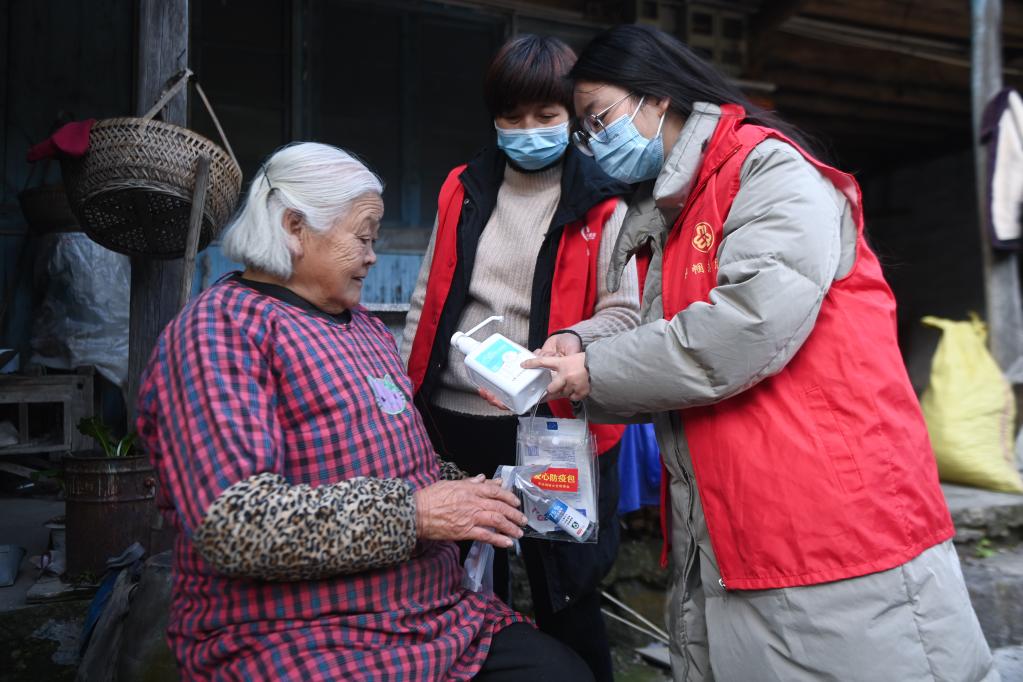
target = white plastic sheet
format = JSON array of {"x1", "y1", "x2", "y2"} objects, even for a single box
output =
[{"x1": 30, "y1": 232, "x2": 129, "y2": 390}]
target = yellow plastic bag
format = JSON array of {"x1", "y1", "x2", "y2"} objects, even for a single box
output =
[{"x1": 920, "y1": 315, "x2": 1023, "y2": 493}]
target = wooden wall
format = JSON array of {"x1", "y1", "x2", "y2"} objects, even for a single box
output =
[{"x1": 0, "y1": 0, "x2": 134, "y2": 357}]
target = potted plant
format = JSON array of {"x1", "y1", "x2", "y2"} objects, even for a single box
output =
[{"x1": 62, "y1": 418, "x2": 155, "y2": 578}]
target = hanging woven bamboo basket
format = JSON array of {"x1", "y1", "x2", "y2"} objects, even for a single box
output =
[{"x1": 61, "y1": 69, "x2": 242, "y2": 259}]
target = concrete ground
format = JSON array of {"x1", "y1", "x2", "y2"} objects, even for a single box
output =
[
  {"x1": 0, "y1": 495, "x2": 63, "y2": 612},
  {"x1": 0, "y1": 494, "x2": 82, "y2": 682}
]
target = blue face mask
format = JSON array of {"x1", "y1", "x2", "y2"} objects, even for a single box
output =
[
  {"x1": 589, "y1": 97, "x2": 665, "y2": 184},
  {"x1": 495, "y1": 121, "x2": 570, "y2": 170}
]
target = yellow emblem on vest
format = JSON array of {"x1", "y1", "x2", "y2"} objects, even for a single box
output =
[{"x1": 692, "y1": 222, "x2": 715, "y2": 253}]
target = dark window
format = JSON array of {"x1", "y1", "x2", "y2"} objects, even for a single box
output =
[
  {"x1": 190, "y1": 0, "x2": 292, "y2": 181},
  {"x1": 722, "y1": 17, "x2": 744, "y2": 40},
  {"x1": 693, "y1": 45, "x2": 713, "y2": 60},
  {"x1": 720, "y1": 48, "x2": 742, "y2": 67},
  {"x1": 190, "y1": 0, "x2": 504, "y2": 230},
  {"x1": 691, "y1": 11, "x2": 713, "y2": 35}
]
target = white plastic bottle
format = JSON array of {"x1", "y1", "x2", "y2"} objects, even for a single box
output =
[{"x1": 450, "y1": 316, "x2": 551, "y2": 415}]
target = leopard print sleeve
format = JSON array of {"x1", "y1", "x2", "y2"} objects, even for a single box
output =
[
  {"x1": 438, "y1": 459, "x2": 468, "y2": 481},
  {"x1": 192, "y1": 473, "x2": 418, "y2": 581}
]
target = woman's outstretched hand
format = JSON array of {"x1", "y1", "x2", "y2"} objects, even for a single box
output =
[
  {"x1": 539, "y1": 332, "x2": 582, "y2": 357},
  {"x1": 520, "y1": 352, "x2": 590, "y2": 402},
  {"x1": 413, "y1": 475, "x2": 526, "y2": 548},
  {"x1": 475, "y1": 334, "x2": 584, "y2": 409}
]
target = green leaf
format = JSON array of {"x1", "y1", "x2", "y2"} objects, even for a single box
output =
[
  {"x1": 114, "y1": 433, "x2": 138, "y2": 458},
  {"x1": 77, "y1": 416, "x2": 114, "y2": 456},
  {"x1": 76, "y1": 418, "x2": 138, "y2": 458}
]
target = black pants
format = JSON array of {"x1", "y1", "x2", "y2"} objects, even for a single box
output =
[
  {"x1": 474, "y1": 623, "x2": 594, "y2": 681},
  {"x1": 421, "y1": 405, "x2": 618, "y2": 682}
]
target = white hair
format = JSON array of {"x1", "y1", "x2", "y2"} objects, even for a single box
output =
[{"x1": 221, "y1": 142, "x2": 383, "y2": 279}]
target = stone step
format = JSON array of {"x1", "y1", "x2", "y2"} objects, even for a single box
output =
[
  {"x1": 943, "y1": 483, "x2": 1023, "y2": 544},
  {"x1": 961, "y1": 547, "x2": 1023, "y2": 650}
]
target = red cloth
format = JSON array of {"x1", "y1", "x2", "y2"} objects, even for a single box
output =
[
  {"x1": 406, "y1": 165, "x2": 625, "y2": 455},
  {"x1": 657, "y1": 104, "x2": 953, "y2": 589},
  {"x1": 26, "y1": 119, "x2": 95, "y2": 161}
]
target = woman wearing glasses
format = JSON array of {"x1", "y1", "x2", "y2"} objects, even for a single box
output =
[
  {"x1": 400, "y1": 34, "x2": 639, "y2": 682},
  {"x1": 526, "y1": 24, "x2": 995, "y2": 682}
]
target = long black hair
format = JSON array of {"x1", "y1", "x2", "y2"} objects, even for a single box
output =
[{"x1": 570, "y1": 24, "x2": 820, "y2": 156}]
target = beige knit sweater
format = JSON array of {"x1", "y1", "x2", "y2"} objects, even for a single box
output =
[{"x1": 400, "y1": 163, "x2": 639, "y2": 416}]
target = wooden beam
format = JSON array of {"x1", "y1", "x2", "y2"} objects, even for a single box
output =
[
  {"x1": 766, "y1": 65, "x2": 972, "y2": 113},
  {"x1": 774, "y1": 91, "x2": 968, "y2": 129},
  {"x1": 127, "y1": 0, "x2": 189, "y2": 425},
  {"x1": 760, "y1": 38, "x2": 971, "y2": 92},
  {"x1": 784, "y1": 116, "x2": 972, "y2": 170},
  {"x1": 800, "y1": 0, "x2": 972, "y2": 42},
  {"x1": 971, "y1": 0, "x2": 1023, "y2": 380},
  {"x1": 750, "y1": 0, "x2": 806, "y2": 37},
  {"x1": 747, "y1": 0, "x2": 806, "y2": 76},
  {"x1": 800, "y1": 0, "x2": 1023, "y2": 46}
]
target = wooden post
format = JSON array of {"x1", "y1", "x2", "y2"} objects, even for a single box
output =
[
  {"x1": 971, "y1": 0, "x2": 1023, "y2": 382},
  {"x1": 179, "y1": 156, "x2": 210, "y2": 309},
  {"x1": 127, "y1": 0, "x2": 189, "y2": 424}
]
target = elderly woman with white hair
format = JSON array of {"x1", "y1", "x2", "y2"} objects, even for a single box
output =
[{"x1": 136, "y1": 143, "x2": 594, "y2": 681}]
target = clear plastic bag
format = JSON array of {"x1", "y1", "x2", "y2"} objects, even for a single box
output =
[
  {"x1": 461, "y1": 464, "x2": 548, "y2": 593},
  {"x1": 461, "y1": 538, "x2": 494, "y2": 594},
  {"x1": 515, "y1": 406, "x2": 598, "y2": 543}
]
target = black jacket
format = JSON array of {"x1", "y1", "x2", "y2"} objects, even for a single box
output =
[{"x1": 416, "y1": 145, "x2": 629, "y2": 402}]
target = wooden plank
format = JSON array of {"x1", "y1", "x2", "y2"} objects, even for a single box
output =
[
  {"x1": 801, "y1": 0, "x2": 1023, "y2": 46},
  {"x1": 787, "y1": 115, "x2": 970, "y2": 144},
  {"x1": 0, "y1": 441, "x2": 68, "y2": 457},
  {"x1": 127, "y1": 0, "x2": 189, "y2": 425},
  {"x1": 18, "y1": 402, "x2": 28, "y2": 443},
  {"x1": 801, "y1": 0, "x2": 972, "y2": 41},
  {"x1": 0, "y1": 461, "x2": 41, "y2": 479},
  {"x1": 764, "y1": 36, "x2": 973, "y2": 91},
  {"x1": 290, "y1": 0, "x2": 308, "y2": 140},
  {"x1": 0, "y1": 0, "x2": 9, "y2": 208},
  {"x1": 64, "y1": 372, "x2": 93, "y2": 452},
  {"x1": 0, "y1": 376, "x2": 87, "y2": 403},
  {"x1": 400, "y1": 13, "x2": 422, "y2": 228},
  {"x1": 747, "y1": 0, "x2": 806, "y2": 75},
  {"x1": 376, "y1": 228, "x2": 432, "y2": 254},
  {"x1": 763, "y1": 64, "x2": 972, "y2": 113},
  {"x1": 774, "y1": 91, "x2": 967, "y2": 128},
  {"x1": 971, "y1": 0, "x2": 1023, "y2": 380}
]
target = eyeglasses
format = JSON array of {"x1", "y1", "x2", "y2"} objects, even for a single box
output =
[{"x1": 571, "y1": 92, "x2": 635, "y2": 155}]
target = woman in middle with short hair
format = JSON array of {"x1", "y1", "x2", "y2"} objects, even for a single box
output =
[{"x1": 400, "y1": 35, "x2": 640, "y2": 682}]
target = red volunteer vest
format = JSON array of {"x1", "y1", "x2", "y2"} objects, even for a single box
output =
[
  {"x1": 658, "y1": 105, "x2": 953, "y2": 589},
  {"x1": 407, "y1": 165, "x2": 626, "y2": 454}
]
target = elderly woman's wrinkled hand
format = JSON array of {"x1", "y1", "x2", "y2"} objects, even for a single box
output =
[{"x1": 414, "y1": 475, "x2": 527, "y2": 547}]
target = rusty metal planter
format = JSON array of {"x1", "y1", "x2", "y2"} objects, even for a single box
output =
[{"x1": 63, "y1": 455, "x2": 156, "y2": 577}]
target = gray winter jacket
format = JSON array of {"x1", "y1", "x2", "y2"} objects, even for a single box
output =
[
  {"x1": 584, "y1": 104, "x2": 995, "y2": 682},
  {"x1": 585, "y1": 102, "x2": 855, "y2": 420}
]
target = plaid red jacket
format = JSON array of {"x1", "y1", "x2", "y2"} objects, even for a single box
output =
[{"x1": 137, "y1": 279, "x2": 522, "y2": 680}]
